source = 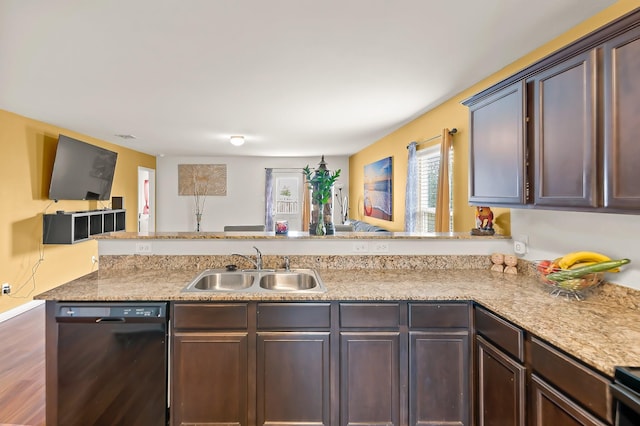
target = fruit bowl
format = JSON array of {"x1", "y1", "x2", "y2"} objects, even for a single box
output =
[
  {"x1": 535, "y1": 256, "x2": 629, "y2": 300},
  {"x1": 535, "y1": 261, "x2": 604, "y2": 300},
  {"x1": 537, "y1": 269, "x2": 604, "y2": 290}
]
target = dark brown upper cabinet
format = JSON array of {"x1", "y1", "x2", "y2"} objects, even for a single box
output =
[
  {"x1": 463, "y1": 8, "x2": 640, "y2": 213},
  {"x1": 467, "y1": 82, "x2": 527, "y2": 205},
  {"x1": 530, "y1": 50, "x2": 598, "y2": 208},
  {"x1": 602, "y1": 25, "x2": 640, "y2": 211}
]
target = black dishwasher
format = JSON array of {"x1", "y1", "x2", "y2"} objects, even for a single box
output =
[
  {"x1": 53, "y1": 302, "x2": 168, "y2": 425},
  {"x1": 611, "y1": 367, "x2": 640, "y2": 426}
]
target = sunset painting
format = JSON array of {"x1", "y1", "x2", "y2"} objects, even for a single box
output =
[{"x1": 363, "y1": 156, "x2": 392, "y2": 221}]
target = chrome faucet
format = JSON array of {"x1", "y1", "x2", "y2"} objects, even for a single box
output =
[
  {"x1": 283, "y1": 256, "x2": 290, "y2": 271},
  {"x1": 253, "y1": 246, "x2": 263, "y2": 270},
  {"x1": 231, "y1": 246, "x2": 263, "y2": 270}
]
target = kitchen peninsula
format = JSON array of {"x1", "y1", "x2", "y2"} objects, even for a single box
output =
[
  {"x1": 94, "y1": 229, "x2": 512, "y2": 240},
  {"x1": 38, "y1": 230, "x2": 640, "y2": 426}
]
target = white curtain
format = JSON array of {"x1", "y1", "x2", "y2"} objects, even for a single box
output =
[
  {"x1": 264, "y1": 168, "x2": 274, "y2": 231},
  {"x1": 404, "y1": 141, "x2": 418, "y2": 232}
]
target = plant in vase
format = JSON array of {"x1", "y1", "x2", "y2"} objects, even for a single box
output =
[
  {"x1": 303, "y1": 156, "x2": 341, "y2": 236},
  {"x1": 192, "y1": 171, "x2": 209, "y2": 232}
]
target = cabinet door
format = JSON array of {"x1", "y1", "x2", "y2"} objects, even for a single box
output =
[
  {"x1": 340, "y1": 332, "x2": 401, "y2": 426},
  {"x1": 410, "y1": 331, "x2": 470, "y2": 426},
  {"x1": 529, "y1": 336, "x2": 612, "y2": 423},
  {"x1": 532, "y1": 50, "x2": 598, "y2": 208},
  {"x1": 530, "y1": 374, "x2": 607, "y2": 426},
  {"x1": 603, "y1": 26, "x2": 640, "y2": 211},
  {"x1": 172, "y1": 332, "x2": 249, "y2": 426},
  {"x1": 257, "y1": 332, "x2": 331, "y2": 426},
  {"x1": 476, "y1": 336, "x2": 526, "y2": 426},
  {"x1": 468, "y1": 81, "x2": 527, "y2": 205}
]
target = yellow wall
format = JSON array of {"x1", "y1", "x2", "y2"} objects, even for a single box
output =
[
  {"x1": 0, "y1": 109, "x2": 156, "y2": 313},
  {"x1": 349, "y1": 0, "x2": 638, "y2": 234}
]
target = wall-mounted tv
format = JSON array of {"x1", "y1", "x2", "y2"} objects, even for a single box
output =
[{"x1": 48, "y1": 134, "x2": 118, "y2": 201}]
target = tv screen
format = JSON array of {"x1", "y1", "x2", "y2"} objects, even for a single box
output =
[{"x1": 48, "y1": 134, "x2": 118, "y2": 201}]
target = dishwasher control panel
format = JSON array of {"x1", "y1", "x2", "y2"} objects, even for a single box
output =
[
  {"x1": 111, "y1": 306, "x2": 162, "y2": 317},
  {"x1": 56, "y1": 303, "x2": 166, "y2": 318}
]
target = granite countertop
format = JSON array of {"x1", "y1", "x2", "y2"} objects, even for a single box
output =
[
  {"x1": 95, "y1": 230, "x2": 511, "y2": 240},
  {"x1": 35, "y1": 266, "x2": 640, "y2": 378}
]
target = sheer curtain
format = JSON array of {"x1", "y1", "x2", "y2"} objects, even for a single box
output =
[
  {"x1": 264, "y1": 168, "x2": 274, "y2": 231},
  {"x1": 404, "y1": 141, "x2": 418, "y2": 232},
  {"x1": 435, "y1": 129, "x2": 453, "y2": 232}
]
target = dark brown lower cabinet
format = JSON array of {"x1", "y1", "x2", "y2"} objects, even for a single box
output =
[
  {"x1": 529, "y1": 336, "x2": 613, "y2": 425},
  {"x1": 476, "y1": 335, "x2": 526, "y2": 426},
  {"x1": 340, "y1": 332, "x2": 401, "y2": 426},
  {"x1": 530, "y1": 374, "x2": 607, "y2": 426},
  {"x1": 474, "y1": 306, "x2": 615, "y2": 426},
  {"x1": 171, "y1": 303, "x2": 250, "y2": 426},
  {"x1": 256, "y1": 332, "x2": 331, "y2": 426},
  {"x1": 172, "y1": 332, "x2": 249, "y2": 426},
  {"x1": 410, "y1": 331, "x2": 470, "y2": 426},
  {"x1": 171, "y1": 301, "x2": 475, "y2": 426}
]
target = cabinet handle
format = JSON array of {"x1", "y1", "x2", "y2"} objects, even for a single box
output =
[{"x1": 96, "y1": 317, "x2": 126, "y2": 323}]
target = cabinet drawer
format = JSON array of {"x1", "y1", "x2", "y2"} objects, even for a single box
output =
[
  {"x1": 172, "y1": 303, "x2": 248, "y2": 330},
  {"x1": 529, "y1": 336, "x2": 612, "y2": 423},
  {"x1": 475, "y1": 306, "x2": 524, "y2": 362},
  {"x1": 409, "y1": 303, "x2": 469, "y2": 328},
  {"x1": 340, "y1": 303, "x2": 400, "y2": 328},
  {"x1": 257, "y1": 303, "x2": 331, "y2": 329}
]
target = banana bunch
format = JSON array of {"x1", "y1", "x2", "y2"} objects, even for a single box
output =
[{"x1": 557, "y1": 251, "x2": 620, "y2": 272}]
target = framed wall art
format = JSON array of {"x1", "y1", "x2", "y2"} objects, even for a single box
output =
[
  {"x1": 275, "y1": 176, "x2": 299, "y2": 214},
  {"x1": 178, "y1": 164, "x2": 227, "y2": 196},
  {"x1": 363, "y1": 156, "x2": 393, "y2": 221}
]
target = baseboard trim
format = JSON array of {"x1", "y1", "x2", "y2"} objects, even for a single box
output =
[{"x1": 0, "y1": 300, "x2": 45, "y2": 323}]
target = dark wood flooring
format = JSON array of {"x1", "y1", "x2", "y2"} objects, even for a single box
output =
[{"x1": 0, "y1": 303, "x2": 45, "y2": 426}]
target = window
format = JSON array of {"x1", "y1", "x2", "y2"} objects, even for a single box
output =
[{"x1": 416, "y1": 144, "x2": 453, "y2": 232}]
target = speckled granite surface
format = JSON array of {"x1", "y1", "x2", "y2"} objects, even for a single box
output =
[
  {"x1": 98, "y1": 254, "x2": 495, "y2": 271},
  {"x1": 95, "y1": 230, "x2": 510, "y2": 240},
  {"x1": 35, "y1": 255, "x2": 640, "y2": 377}
]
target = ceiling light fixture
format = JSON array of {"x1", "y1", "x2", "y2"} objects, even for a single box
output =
[
  {"x1": 115, "y1": 134, "x2": 137, "y2": 140},
  {"x1": 230, "y1": 135, "x2": 245, "y2": 146}
]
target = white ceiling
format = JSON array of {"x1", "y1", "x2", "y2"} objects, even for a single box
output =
[{"x1": 0, "y1": 0, "x2": 616, "y2": 157}]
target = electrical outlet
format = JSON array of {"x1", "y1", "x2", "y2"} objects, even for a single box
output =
[
  {"x1": 135, "y1": 242, "x2": 152, "y2": 254},
  {"x1": 371, "y1": 241, "x2": 390, "y2": 253},
  {"x1": 2, "y1": 283, "x2": 10, "y2": 295},
  {"x1": 513, "y1": 240, "x2": 526, "y2": 255},
  {"x1": 513, "y1": 235, "x2": 528, "y2": 256},
  {"x1": 352, "y1": 242, "x2": 369, "y2": 253}
]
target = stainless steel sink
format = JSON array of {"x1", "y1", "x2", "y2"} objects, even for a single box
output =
[
  {"x1": 191, "y1": 272, "x2": 254, "y2": 291},
  {"x1": 182, "y1": 269, "x2": 326, "y2": 293},
  {"x1": 259, "y1": 272, "x2": 318, "y2": 291}
]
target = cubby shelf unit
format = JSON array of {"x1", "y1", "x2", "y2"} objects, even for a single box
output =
[{"x1": 43, "y1": 209, "x2": 126, "y2": 244}]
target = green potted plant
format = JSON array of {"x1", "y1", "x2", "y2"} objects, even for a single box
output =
[{"x1": 303, "y1": 156, "x2": 341, "y2": 236}]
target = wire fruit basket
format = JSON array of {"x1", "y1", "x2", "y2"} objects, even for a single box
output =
[{"x1": 536, "y1": 262, "x2": 605, "y2": 300}]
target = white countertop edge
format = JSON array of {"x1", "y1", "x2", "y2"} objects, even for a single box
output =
[{"x1": 98, "y1": 237, "x2": 516, "y2": 256}]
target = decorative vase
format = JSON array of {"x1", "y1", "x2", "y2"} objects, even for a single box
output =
[
  {"x1": 315, "y1": 206, "x2": 326, "y2": 236},
  {"x1": 310, "y1": 200, "x2": 334, "y2": 236},
  {"x1": 304, "y1": 156, "x2": 340, "y2": 236},
  {"x1": 195, "y1": 213, "x2": 202, "y2": 232}
]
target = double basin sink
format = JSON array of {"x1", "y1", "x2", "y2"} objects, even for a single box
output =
[{"x1": 182, "y1": 268, "x2": 327, "y2": 293}]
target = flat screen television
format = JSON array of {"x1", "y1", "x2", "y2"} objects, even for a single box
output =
[{"x1": 48, "y1": 134, "x2": 118, "y2": 201}]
